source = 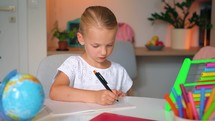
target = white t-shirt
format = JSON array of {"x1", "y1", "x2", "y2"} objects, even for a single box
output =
[{"x1": 57, "y1": 56, "x2": 133, "y2": 93}]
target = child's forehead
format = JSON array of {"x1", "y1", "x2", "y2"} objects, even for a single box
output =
[
  {"x1": 87, "y1": 26, "x2": 107, "y2": 31},
  {"x1": 85, "y1": 26, "x2": 117, "y2": 36}
]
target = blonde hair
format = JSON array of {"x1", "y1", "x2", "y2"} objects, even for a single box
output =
[{"x1": 79, "y1": 6, "x2": 118, "y2": 36}]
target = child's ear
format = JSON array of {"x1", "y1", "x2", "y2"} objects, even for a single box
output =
[{"x1": 77, "y1": 32, "x2": 85, "y2": 45}]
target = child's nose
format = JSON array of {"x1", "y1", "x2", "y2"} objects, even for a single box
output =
[{"x1": 101, "y1": 47, "x2": 107, "y2": 55}]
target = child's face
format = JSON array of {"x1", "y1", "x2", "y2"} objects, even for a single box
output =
[{"x1": 78, "y1": 26, "x2": 117, "y2": 64}]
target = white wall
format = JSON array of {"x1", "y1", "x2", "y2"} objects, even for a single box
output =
[
  {"x1": 27, "y1": 0, "x2": 47, "y2": 75},
  {"x1": 47, "y1": 0, "x2": 201, "y2": 48}
]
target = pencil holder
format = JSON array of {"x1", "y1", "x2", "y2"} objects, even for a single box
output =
[
  {"x1": 174, "y1": 115, "x2": 197, "y2": 121},
  {"x1": 174, "y1": 114, "x2": 215, "y2": 121},
  {"x1": 174, "y1": 115, "x2": 195, "y2": 121},
  {"x1": 164, "y1": 59, "x2": 215, "y2": 121}
]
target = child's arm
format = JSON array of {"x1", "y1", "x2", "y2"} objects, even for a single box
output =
[{"x1": 49, "y1": 71, "x2": 119, "y2": 105}]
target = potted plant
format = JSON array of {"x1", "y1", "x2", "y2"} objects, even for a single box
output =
[
  {"x1": 148, "y1": 0, "x2": 212, "y2": 49},
  {"x1": 52, "y1": 22, "x2": 78, "y2": 51}
]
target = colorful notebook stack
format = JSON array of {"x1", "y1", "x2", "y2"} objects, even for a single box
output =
[{"x1": 165, "y1": 58, "x2": 215, "y2": 120}]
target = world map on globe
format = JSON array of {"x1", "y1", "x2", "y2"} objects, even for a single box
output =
[{"x1": 0, "y1": 70, "x2": 45, "y2": 121}]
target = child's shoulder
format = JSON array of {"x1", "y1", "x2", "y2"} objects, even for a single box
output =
[
  {"x1": 110, "y1": 61, "x2": 125, "y2": 70},
  {"x1": 66, "y1": 55, "x2": 81, "y2": 61},
  {"x1": 63, "y1": 55, "x2": 82, "y2": 64}
]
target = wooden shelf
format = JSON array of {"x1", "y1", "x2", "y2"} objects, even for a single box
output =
[
  {"x1": 48, "y1": 47, "x2": 200, "y2": 56},
  {"x1": 135, "y1": 47, "x2": 200, "y2": 56},
  {"x1": 48, "y1": 47, "x2": 84, "y2": 55}
]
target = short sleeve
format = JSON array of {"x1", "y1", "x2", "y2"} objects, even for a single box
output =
[{"x1": 58, "y1": 56, "x2": 79, "y2": 84}]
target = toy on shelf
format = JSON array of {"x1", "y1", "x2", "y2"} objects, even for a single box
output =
[{"x1": 165, "y1": 58, "x2": 215, "y2": 120}]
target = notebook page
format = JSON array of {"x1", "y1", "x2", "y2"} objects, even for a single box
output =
[{"x1": 44, "y1": 97, "x2": 136, "y2": 116}]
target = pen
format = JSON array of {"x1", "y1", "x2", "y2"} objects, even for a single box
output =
[{"x1": 93, "y1": 70, "x2": 119, "y2": 102}]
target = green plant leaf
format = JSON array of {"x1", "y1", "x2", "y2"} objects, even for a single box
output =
[{"x1": 147, "y1": 0, "x2": 212, "y2": 29}]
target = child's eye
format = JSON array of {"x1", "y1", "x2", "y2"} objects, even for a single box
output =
[
  {"x1": 92, "y1": 45, "x2": 99, "y2": 48},
  {"x1": 107, "y1": 44, "x2": 113, "y2": 47}
]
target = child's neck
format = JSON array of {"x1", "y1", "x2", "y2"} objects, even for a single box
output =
[{"x1": 81, "y1": 54, "x2": 111, "y2": 69}]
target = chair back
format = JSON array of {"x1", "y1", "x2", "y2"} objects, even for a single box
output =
[
  {"x1": 36, "y1": 54, "x2": 79, "y2": 98},
  {"x1": 108, "y1": 40, "x2": 137, "y2": 79}
]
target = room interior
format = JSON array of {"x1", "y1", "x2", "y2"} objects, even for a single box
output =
[
  {"x1": 1, "y1": 0, "x2": 215, "y2": 120},
  {"x1": 45, "y1": 0, "x2": 214, "y2": 98},
  {"x1": 0, "y1": 0, "x2": 215, "y2": 99}
]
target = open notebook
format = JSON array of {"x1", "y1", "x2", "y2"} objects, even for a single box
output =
[{"x1": 42, "y1": 96, "x2": 135, "y2": 116}]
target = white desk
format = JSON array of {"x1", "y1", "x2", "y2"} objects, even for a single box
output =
[{"x1": 35, "y1": 96, "x2": 174, "y2": 121}]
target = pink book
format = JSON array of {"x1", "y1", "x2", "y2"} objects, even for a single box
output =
[{"x1": 90, "y1": 112, "x2": 155, "y2": 121}]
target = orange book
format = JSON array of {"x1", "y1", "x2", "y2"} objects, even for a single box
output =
[{"x1": 90, "y1": 112, "x2": 155, "y2": 121}]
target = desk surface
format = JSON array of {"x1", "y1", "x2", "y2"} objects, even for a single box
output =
[{"x1": 36, "y1": 96, "x2": 173, "y2": 121}]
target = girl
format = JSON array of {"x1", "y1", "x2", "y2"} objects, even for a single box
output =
[{"x1": 49, "y1": 6, "x2": 133, "y2": 105}]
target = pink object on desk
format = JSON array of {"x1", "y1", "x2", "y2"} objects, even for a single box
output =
[{"x1": 90, "y1": 112, "x2": 155, "y2": 121}]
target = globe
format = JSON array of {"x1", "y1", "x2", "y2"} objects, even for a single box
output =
[{"x1": 0, "y1": 70, "x2": 45, "y2": 121}]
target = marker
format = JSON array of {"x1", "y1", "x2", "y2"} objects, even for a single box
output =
[
  {"x1": 204, "y1": 88, "x2": 215, "y2": 113},
  {"x1": 195, "y1": 84, "x2": 214, "y2": 90},
  {"x1": 188, "y1": 92, "x2": 199, "y2": 120},
  {"x1": 202, "y1": 101, "x2": 215, "y2": 120},
  {"x1": 201, "y1": 72, "x2": 215, "y2": 77},
  {"x1": 164, "y1": 93, "x2": 179, "y2": 116},
  {"x1": 204, "y1": 67, "x2": 215, "y2": 72},
  {"x1": 180, "y1": 84, "x2": 189, "y2": 105},
  {"x1": 199, "y1": 88, "x2": 205, "y2": 119},
  {"x1": 177, "y1": 95, "x2": 183, "y2": 118},
  {"x1": 93, "y1": 70, "x2": 119, "y2": 102},
  {"x1": 206, "y1": 63, "x2": 215, "y2": 68}
]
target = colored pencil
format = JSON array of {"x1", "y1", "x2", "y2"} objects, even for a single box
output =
[
  {"x1": 171, "y1": 88, "x2": 178, "y2": 99},
  {"x1": 180, "y1": 84, "x2": 189, "y2": 105},
  {"x1": 177, "y1": 95, "x2": 183, "y2": 118},
  {"x1": 164, "y1": 94, "x2": 179, "y2": 116},
  {"x1": 208, "y1": 110, "x2": 215, "y2": 120},
  {"x1": 199, "y1": 88, "x2": 205, "y2": 119},
  {"x1": 193, "y1": 88, "x2": 212, "y2": 93},
  {"x1": 195, "y1": 84, "x2": 214, "y2": 90},
  {"x1": 202, "y1": 101, "x2": 215, "y2": 120},
  {"x1": 187, "y1": 102, "x2": 193, "y2": 119},
  {"x1": 188, "y1": 92, "x2": 199, "y2": 120},
  {"x1": 192, "y1": 92, "x2": 210, "y2": 98},
  {"x1": 204, "y1": 88, "x2": 215, "y2": 113},
  {"x1": 201, "y1": 72, "x2": 215, "y2": 77},
  {"x1": 204, "y1": 67, "x2": 215, "y2": 72},
  {"x1": 206, "y1": 63, "x2": 215, "y2": 68}
]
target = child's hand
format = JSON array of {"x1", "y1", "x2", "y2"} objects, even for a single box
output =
[
  {"x1": 115, "y1": 90, "x2": 126, "y2": 97},
  {"x1": 95, "y1": 90, "x2": 119, "y2": 105}
]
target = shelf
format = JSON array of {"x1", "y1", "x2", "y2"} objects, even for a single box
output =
[
  {"x1": 48, "y1": 47, "x2": 84, "y2": 55},
  {"x1": 135, "y1": 47, "x2": 200, "y2": 56},
  {"x1": 48, "y1": 47, "x2": 200, "y2": 56}
]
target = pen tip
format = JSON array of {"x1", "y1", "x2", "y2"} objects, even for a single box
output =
[{"x1": 93, "y1": 70, "x2": 96, "y2": 74}]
